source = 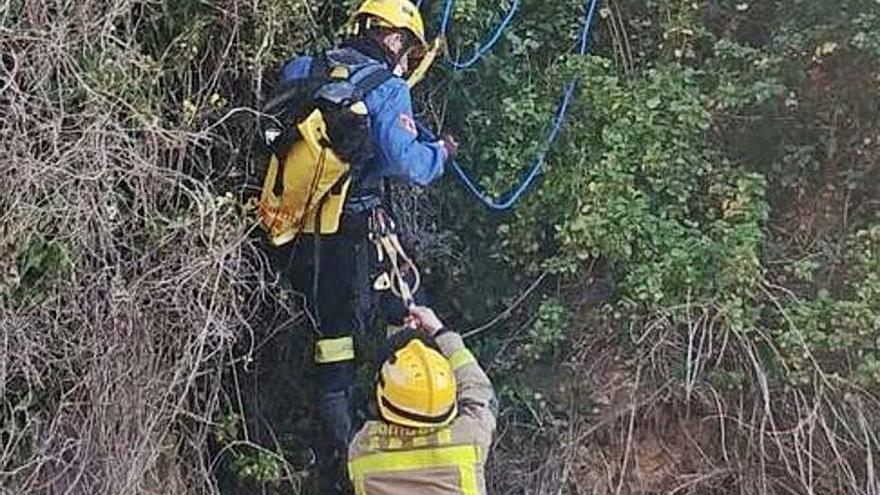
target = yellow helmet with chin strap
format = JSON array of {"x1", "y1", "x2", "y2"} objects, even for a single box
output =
[
  {"x1": 350, "y1": 0, "x2": 428, "y2": 49},
  {"x1": 377, "y1": 338, "x2": 457, "y2": 429}
]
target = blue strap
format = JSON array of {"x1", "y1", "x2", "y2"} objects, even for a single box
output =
[
  {"x1": 420, "y1": 0, "x2": 602, "y2": 210},
  {"x1": 349, "y1": 63, "x2": 395, "y2": 96}
]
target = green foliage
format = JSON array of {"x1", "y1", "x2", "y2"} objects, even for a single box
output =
[
  {"x1": 137, "y1": 1, "x2": 219, "y2": 66},
  {"x1": 777, "y1": 220, "x2": 880, "y2": 387},
  {"x1": 851, "y1": 12, "x2": 880, "y2": 56},
  {"x1": 78, "y1": 45, "x2": 163, "y2": 118},
  {"x1": 212, "y1": 410, "x2": 288, "y2": 486},
  {"x1": 524, "y1": 297, "x2": 570, "y2": 360},
  {"x1": 10, "y1": 236, "x2": 73, "y2": 304},
  {"x1": 213, "y1": 411, "x2": 242, "y2": 446},
  {"x1": 239, "y1": 0, "x2": 339, "y2": 68},
  {"x1": 432, "y1": 0, "x2": 878, "y2": 398},
  {"x1": 709, "y1": 38, "x2": 786, "y2": 110},
  {"x1": 771, "y1": 0, "x2": 880, "y2": 51},
  {"x1": 489, "y1": 58, "x2": 768, "y2": 315},
  {"x1": 231, "y1": 451, "x2": 284, "y2": 485},
  {"x1": 709, "y1": 370, "x2": 748, "y2": 392},
  {"x1": 772, "y1": 145, "x2": 822, "y2": 191},
  {"x1": 3, "y1": 0, "x2": 879, "y2": 492}
]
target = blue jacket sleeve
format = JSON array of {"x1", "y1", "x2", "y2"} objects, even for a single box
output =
[
  {"x1": 370, "y1": 81, "x2": 446, "y2": 186},
  {"x1": 281, "y1": 56, "x2": 313, "y2": 83}
]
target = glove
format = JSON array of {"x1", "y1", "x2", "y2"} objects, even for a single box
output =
[
  {"x1": 405, "y1": 306, "x2": 446, "y2": 337},
  {"x1": 440, "y1": 134, "x2": 459, "y2": 159}
]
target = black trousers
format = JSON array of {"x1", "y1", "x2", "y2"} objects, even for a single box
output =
[{"x1": 268, "y1": 209, "x2": 419, "y2": 494}]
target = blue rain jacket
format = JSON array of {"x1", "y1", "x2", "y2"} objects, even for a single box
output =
[{"x1": 281, "y1": 49, "x2": 446, "y2": 190}]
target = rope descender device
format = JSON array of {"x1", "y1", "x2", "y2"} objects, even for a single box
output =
[{"x1": 369, "y1": 208, "x2": 421, "y2": 307}]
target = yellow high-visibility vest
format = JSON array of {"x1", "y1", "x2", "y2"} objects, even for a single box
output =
[{"x1": 349, "y1": 444, "x2": 482, "y2": 495}]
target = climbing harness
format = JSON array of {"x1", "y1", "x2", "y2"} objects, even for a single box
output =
[
  {"x1": 369, "y1": 208, "x2": 421, "y2": 307},
  {"x1": 419, "y1": 0, "x2": 603, "y2": 211}
]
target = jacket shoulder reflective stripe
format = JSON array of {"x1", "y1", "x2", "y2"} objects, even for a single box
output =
[
  {"x1": 349, "y1": 444, "x2": 482, "y2": 495},
  {"x1": 365, "y1": 422, "x2": 455, "y2": 450},
  {"x1": 448, "y1": 348, "x2": 477, "y2": 371}
]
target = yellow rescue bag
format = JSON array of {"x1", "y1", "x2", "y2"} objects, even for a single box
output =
[
  {"x1": 258, "y1": 110, "x2": 352, "y2": 246},
  {"x1": 257, "y1": 53, "x2": 394, "y2": 246}
]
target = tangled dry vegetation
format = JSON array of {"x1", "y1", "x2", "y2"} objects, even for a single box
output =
[
  {"x1": 0, "y1": 1, "x2": 281, "y2": 492},
  {"x1": 485, "y1": 306, "x2": 880, "y2": 495},
  {"x1": 2, "y1": 1, "x2": 880, "y2": 495}
]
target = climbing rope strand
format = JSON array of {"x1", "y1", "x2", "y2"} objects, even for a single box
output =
[
  {"x1": 440, "y1": 0, "x2": 521, "y2": 70},
  {"x1": 448, "y1": 80, "x2": 577, "y2": 210},
  {"x1": 424, "y1": 0, "x2": 601, "y2": 210}
]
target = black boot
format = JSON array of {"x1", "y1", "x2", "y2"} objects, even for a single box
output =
[{"x1": 316, "y1": 389, "x2": 353, "y2": 495}]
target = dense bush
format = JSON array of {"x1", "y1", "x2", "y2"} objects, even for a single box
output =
[
  {"x1": 424, "y1": 0, "x2": 880, "y2": 492},
  {"x1": 2, "y1": 0, "x2": 878, "y2": 494}
]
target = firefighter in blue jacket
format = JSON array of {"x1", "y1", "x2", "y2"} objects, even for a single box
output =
[{"x1": 268, "y1": 1, "x2": 456, "y2": 492}]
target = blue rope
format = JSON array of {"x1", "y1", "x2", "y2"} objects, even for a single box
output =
[
  {"x1": 439, "y1": 0, "x2": 521, "y2": 70},
  {"x1": 426, "y1": 0, "x2": 602, "y2": 210}
]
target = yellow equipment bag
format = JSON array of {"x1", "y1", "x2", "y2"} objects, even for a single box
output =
[
  {"x1": 258, "y1": 109, "x2": 352, "y2": 247},
  {"x1": 257, "y1": 54, "x2": 394, "y2": 246}
]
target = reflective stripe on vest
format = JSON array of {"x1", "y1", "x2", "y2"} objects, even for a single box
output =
[
  {"x1": 448, "y1": 348, "x2": 477, "y2": 371},
  {"x1": 349, "y1": 444, "x2": 482, "y2": 495},
  {"x1": 366, "y1": 423, "x2": 455, "y2": 451},
  {"x1": 314, "y1": 336, "x2": 355, "y2": 363}
]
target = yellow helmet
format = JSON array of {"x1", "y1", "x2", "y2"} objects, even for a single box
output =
[
  {"x1": 351, "y1": 0, "x2": 427, "y2": 49},
  {"x1": 377, "y1": 338, "x2": 457, "y2": 428}
]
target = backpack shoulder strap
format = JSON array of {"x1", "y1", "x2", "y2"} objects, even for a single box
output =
[
  {"x1": 309, "y1": 54, "x2": 329, "y2": 79},
  {"x1": 263, "y1": 55, "x2": 330, "y2": 114},
  {"x1": 349, "y1": 64, "x2": 395, "y2": 98}
]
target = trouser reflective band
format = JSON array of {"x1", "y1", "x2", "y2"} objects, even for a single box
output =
[
  {"x1": 315, "y1": 337, "x2": 355, "y2": 363},
  {"x1": 448, "y1": 348, "x2": 477, "y2": 371},
  {"x1": 349, "y1": 444, "x2": 481, "y2": 495}
]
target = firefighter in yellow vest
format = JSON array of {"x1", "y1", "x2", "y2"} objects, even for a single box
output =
[{"x1": 348, "y1": 306, "x2": 497, "y2": 494}]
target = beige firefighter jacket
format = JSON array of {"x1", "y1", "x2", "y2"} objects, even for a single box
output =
[{"x1": 348, "y1": 330, "x2": 497, "y2": 495}]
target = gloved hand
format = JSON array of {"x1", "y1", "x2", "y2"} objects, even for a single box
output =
[
  {"x1": 405, "y1": 305, "x2": 445, "y2": 337},
  {"x1": 440, "y1": 134, "x2": 459, "y2": 159}
]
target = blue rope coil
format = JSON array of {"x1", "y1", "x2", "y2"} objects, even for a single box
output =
[{"x1": 423, "y1": 0, "x2": 602, "y2": 210}]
